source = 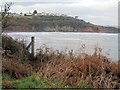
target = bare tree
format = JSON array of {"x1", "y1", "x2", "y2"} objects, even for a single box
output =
[{"x1": 1, "y1": 2, "x2": 13, "y2": 31}]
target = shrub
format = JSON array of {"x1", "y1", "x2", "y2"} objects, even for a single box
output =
[
  {"x1": 37, "y1": 47, "x2": 119, "y2": 88},
  {"x1": 2, "y1": 59, "x2": 33, "y2": 79},
  {"x1": 2, "y1": 35, "x2": 30, "y2": 62}
]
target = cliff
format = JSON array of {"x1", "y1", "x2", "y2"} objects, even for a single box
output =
[{"x1": 4, "y1": 15, "x2": 118, "y2": 33}]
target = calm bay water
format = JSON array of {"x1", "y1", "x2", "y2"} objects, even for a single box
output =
[{"x1": 4, "y1": 32, "x2": 118, "y2": 61}]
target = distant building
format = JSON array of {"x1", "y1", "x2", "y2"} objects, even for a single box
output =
[
  {"x1": 61, "y1": 14, "x2": 67, "y2": 17},
  {"x1": 34, "y1": 13, "x2": 42, "y2": 16},
  {"x1": 24, "y1": 12, "x2": 33, "y2": 16},
  {"x1": 50, "y1": 13, "x2": 55, "y2": 16},
  {"x1": 9, "y1": 12, "x2": 21, "y2": 16},
  {"x1": 75, "y1": 16, "x2": 78, "y2": 19},
  {"x1": 41, "y1": 12, "x2": 45, "y2": 15},
  {"x1": 61, "y1": 14, "x2": 65, "y2": 16},
  {"x1": 56, "y1": 13, "x2": 61, "y2": 16}
]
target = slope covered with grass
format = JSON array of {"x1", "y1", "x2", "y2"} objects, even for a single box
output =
[{"x1": 4, "y1": 15, "x2": 118, "y2": 33}]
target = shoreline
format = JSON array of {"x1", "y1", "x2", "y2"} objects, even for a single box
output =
[{"x1": 3, "y1": 31, "x2": 118, "y2": 34}]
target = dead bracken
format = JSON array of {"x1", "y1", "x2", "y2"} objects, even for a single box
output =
[{"x1": 2, "y1": 35, "x2": 120, "y2": 88}]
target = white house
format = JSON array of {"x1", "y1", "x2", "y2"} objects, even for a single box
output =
[
  {"x1": 34, "y1": 13, "x2": 42, "y2": 16},
  {"x1": 9, "y1": 12, "x2": 21, "y2": 16},
  {"x1": 24, "y1": 12, "x2": 33, "y2": 16}
]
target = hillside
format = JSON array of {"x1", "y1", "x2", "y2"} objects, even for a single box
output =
[{"x1": 4, "y1": 15, "x2": 118, "y2": 33}]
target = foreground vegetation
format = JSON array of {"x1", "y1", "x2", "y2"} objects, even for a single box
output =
[{"x1": 2, "y1": 35, "x2": 120, "y2": 89}]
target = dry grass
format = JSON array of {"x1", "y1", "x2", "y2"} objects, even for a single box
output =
[
  {"x1": 35, "y1": 46, "x2": 119, "y2": 88},
  {"x1": 2, "y1": 58, "x2": 33, "y2": 79},
  {"x1": 2, "y1": 35, "x2": 33, "y2": 80},
  {"x1": 2, "y1": 36, "x2": 119, "y2": 88}
]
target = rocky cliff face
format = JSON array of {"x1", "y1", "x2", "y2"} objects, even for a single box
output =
[{"x1": 4, "y1": 16, "x2": 118, "y2": 33}]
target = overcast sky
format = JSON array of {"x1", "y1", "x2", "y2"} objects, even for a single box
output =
[{"x1": 1, "y1": 0, "x2": 119, "y2": 27}]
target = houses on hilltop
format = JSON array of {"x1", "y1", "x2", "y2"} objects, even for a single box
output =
[
  {"x1": 7, "y1": 11, "x2": 69, "y2": 17},
  {"x1": 2, "y1": 11, "x2": 78, "y2": 19}
]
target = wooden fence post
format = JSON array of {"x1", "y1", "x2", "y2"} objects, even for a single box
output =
[{"x1": 31, "y1": 37, "x2": 34, "y2": 57}]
